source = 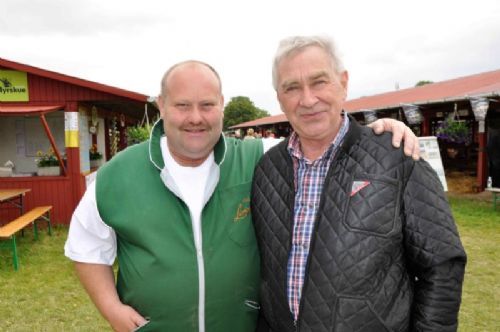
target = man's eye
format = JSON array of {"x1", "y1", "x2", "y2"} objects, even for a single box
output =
[
  {"x1": 285, "y1": 86, "x2": 298, "y2": 93},
  {"x1": 313, "y1": 80, "x2": 327, "y2": 86},
  {"x1": 176, "y1": 103, "x2": 189, "y2": 108}
]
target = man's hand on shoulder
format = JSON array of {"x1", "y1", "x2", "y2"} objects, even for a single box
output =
[{"x1": 368, "y1": 118, "x2": 420, "y2": 160}]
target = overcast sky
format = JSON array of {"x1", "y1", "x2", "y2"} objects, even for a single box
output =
[{"x1": 1, "y1": 0, "x2": 499, "y2": 114}]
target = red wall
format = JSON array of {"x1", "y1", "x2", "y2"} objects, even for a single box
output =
[
  {"x1": 0, "y1": 176, "x2": 75, "y2": 225},
  {"x1": 27, "y1": 74, "x2": 122, "y2": 102}
]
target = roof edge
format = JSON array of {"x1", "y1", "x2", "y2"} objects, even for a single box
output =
[
  {"x1": 0, "y1": 57, "x2": 148, "y2": 102},
  {"x1": 347, "y1": 91, "x2": 500, "y2": 114}
]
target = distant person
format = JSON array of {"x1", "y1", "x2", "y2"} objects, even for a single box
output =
[
  {"x1": 234, "y1": 129, "x2": 242, "y2": 139},
  {"x1": 252, "y1": 35, "x2": 466, "y2": 332},
  {"x1": 244, "y1": 128, "x2": 256, "y2": 140},
  {"x1": 265, "y1": 130, "x2": 276, "y2": 138},
  {"x1": 487, "y1": 127, "x2": 500, "y2": 187}
]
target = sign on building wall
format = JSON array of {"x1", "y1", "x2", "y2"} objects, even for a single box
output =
[
  {"x1": 418, "y1": 136, "x2": 448, "y2": 191},
  {"x1": 0, "y1": 70, "x2": 29, "y2": 101},
  {"x1": 64, "y1": 112, "x2": 79, "y2": 147}
]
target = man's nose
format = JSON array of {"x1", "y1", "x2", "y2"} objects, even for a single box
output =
[
  {"x1": 299, "y1": 87, "x2": 318, "y2": 108},
  {"x1": 188, "y1": 107, "x2": 203, "y2": 123}
]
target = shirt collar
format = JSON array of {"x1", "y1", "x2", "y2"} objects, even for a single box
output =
[{"x1": 287, "y1": 113, "x2": 350, "y2": 163}]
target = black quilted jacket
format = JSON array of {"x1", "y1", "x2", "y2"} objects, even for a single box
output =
[{"x1": 251, "y1": 118, "x2": 466, "y2": 332}]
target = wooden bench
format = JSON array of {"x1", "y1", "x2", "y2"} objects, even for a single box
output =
[
  {"x1": 486, "y1": 188, "x2": 500, "y2": 210},
  {"x1": 0, "y1": 206, "x2": 52, "y2": 271}
]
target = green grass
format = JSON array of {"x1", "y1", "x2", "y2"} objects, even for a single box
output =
[
  {"x1": 0, "y1": 197, "x2": 498, "y2": 331},
  {"x1": 0, "y1": 226, "x2": 108, "y2": 331},
  {"x1": 449, "y1": 196, "x2": 500, "y2": 332}
]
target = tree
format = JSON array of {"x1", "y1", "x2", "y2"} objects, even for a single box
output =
[
  {"x1": 223, "y1": 96, "x2": 270, "y2": 130},
  {"x1": 415, "y1": 80, "x2": 433, "y2": 87}
]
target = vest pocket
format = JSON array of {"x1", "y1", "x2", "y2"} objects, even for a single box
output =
[
  {"x1": 244, "y1": 299, "x2": 260, "y2": 310},
  {"x1": 333, "y1": 297, "x2": 390, "y2": 331},
  {"x1": 220, "y1": 181, "x2": 256, "y2": 246},
  {"x1": 343, "y1": 174, "x2": 400, "y2": 237},
  {"x1": 132, "y1": 320, "x2": 151, "y2": 331}
]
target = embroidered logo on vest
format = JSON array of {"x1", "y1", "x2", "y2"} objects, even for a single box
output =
[
  {"x1": 350, "y1": 180, "x2": 371, "y2": 196},
  {"x1": 234, "y1": 197, "x2": 251, "y2": 222}
]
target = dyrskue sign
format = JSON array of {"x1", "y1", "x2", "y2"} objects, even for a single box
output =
[{"x1": 0, "y1": 70, "x2": 29, "y2": 101}]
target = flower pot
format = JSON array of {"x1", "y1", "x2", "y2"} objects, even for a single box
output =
[
  {"x1": 37, "y1": 166, "x2": 60, "y2": 176},
  {"x1": 90, "y1": 159, "x2": 103, "y2": 169},
  {"x1": 446, "y1": 148, "x2": 459, "y2": 159}
]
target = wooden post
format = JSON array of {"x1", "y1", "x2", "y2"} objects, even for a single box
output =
[
  {"x1": 65, "y1": 102, "x2": 86, "y2": 218},
  {"x1": 39, "y1": 113, "x2": 67, "y2": 176},
  {"x1": 422, "y1": 111, "x2": 430, "y2": 136},
  {"x1": 477, "y1": 130, "x2": 487, "y2": 191}
]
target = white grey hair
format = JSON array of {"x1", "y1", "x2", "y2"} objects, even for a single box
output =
[{"x1": 272, "y1": 35, "x2": 345, "y2": 90}]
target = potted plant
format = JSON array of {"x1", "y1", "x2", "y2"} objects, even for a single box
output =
[
  {"x1": 126, "y1": 123, "x2": 152, "y2": 145},
  {"x1": 436, "y1": 116, "x2": 471, "y2": 146},
  {"x1": 89, "y1": 144, "x2": 103, "y2": 168},
  {"x1": 36, "y1": 148, "x2": 60, "y2": 176}
]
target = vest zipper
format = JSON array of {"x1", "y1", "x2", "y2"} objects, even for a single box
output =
[
  {"x1": 287, "y1": 162, "x2": 298, "y2": 330},
  {"x1": 190, "y1": 207, "x2": 205, "y2": 332},
  {"x1": 196, "y1": 245, "x2": 205, "y2": 332}
]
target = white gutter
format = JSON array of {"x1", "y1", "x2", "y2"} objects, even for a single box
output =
[{"x1": 348, "y1": 91, "x2": 500, "y2": 114}]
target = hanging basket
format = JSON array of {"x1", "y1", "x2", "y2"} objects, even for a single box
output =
[{"x1": 436, "y1": 106, "x2": 471, "y2": 145}]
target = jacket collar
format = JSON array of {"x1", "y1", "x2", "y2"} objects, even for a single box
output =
[
  {"x1": 279, "y1": 113, "x2": 362, "y2": 157},
  {"x1": 148, "y1": 119, "x2": 227, "y2": 171}
]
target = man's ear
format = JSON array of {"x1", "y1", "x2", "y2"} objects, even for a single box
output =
[
  {"x1": 276, "y1": 91, "x2": 285, "y2": 112},
  {"x1": 341, "y1": 70, "x2": 349, "y2": 98},
  {"x1": 220, "y1": 94, "x2": 225, "y2": 118},
  {"x1": 157, "y1": 95, "x2": 166, "y2": 118}
]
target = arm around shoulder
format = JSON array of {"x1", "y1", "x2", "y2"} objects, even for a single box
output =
[{"x1": 368, "y1": 118, "x2": 420, "y2": 160}]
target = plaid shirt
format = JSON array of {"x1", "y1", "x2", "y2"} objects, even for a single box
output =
[{"x1": 286, "y1": 115, "x2": 349, "y2": 321}]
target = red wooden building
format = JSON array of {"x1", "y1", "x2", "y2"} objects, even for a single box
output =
[{"x1": 0, "y1": 58, "x2": 155, "y2": 224}]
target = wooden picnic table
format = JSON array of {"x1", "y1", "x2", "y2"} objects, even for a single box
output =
[{"x1": 0, "y1": 189, "x2": 31, "y2": 224}]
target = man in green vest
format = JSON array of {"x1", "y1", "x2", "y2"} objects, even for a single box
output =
[{"x1": 65, "y1": 60, "x2": 419, "y2": 332}]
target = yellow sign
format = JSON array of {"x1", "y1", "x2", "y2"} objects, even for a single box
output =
[
  {"x1": 0, "y1": 70, "x2": 29, "y2": 101},
  {"x1": 65, "y1": 112, "x2": 79, "y2": 147}
]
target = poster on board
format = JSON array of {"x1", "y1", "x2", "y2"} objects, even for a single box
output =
[{"x1": 418, "y1": 136, "x2": 448, "y2": 191}]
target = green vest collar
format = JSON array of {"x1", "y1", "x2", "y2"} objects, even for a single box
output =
[{"x1": 148, "y1": 119, "x2": 227, "y2": 170}]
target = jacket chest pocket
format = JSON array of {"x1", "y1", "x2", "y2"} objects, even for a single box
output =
[
  {"x1": 342, "y1": 174, "x2": 400, "y2": 237},
  {"x1": 219, "y1": 181, "x2": 256, "y2": 246}
]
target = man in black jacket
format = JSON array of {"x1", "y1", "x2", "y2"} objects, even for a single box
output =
[{"x1": 252, "y1": 36, "x2": 466, "y2": 331}]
